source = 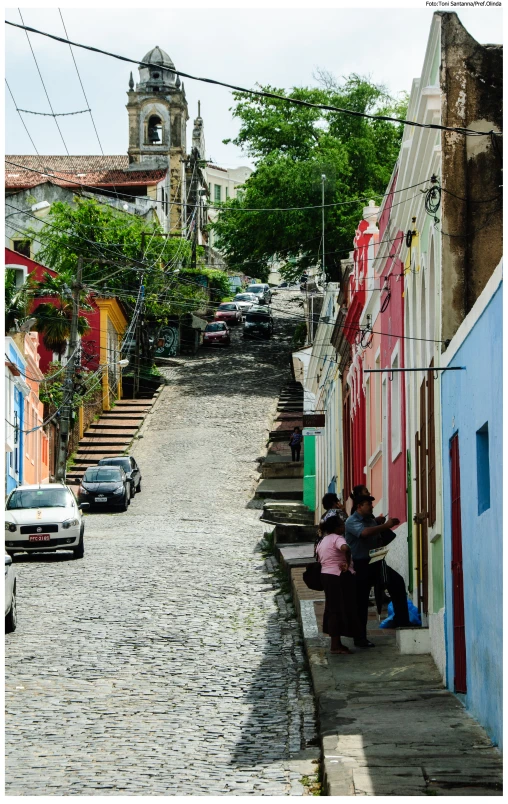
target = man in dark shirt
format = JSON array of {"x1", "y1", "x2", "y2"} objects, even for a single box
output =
[
  {"x1": 345, "y1": 495, "x2": 410, "y2": 647},
  {"x1": 320, "y1": 492, "x2": 348, "y2": 526}
]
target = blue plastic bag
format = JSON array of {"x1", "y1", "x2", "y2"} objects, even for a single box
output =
[{"x1": 379, "y1": 599, "x2": 422, "y2": 628}]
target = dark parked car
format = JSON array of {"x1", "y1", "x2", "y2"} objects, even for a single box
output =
[
  {"x1": 98, "y1": 456, "x2": 142, "y2": 496},
  {"x1": 78, "y1": 466, "x2": 131, "y2": 512},
  {"x1": 203, "y1": 322, "x2": 231, "y2": 347},
  {"x1": 243, "y1": 306, "x2": 274, "y2": 340}
]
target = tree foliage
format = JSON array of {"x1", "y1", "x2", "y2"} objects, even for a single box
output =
[
  {"x1": 213, "y1": 74, "x2": 408, "y2": 281},
  {"x1": 27, "y1": 198, "x2": 209, "y2": 322}
]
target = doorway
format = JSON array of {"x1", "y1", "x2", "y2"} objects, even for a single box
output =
[{"x1": 450, "y1": 433, "x2": 467, "y2": 693}]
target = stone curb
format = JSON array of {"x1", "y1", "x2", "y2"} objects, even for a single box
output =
[{"x1": 292, "y1": 588, "x2": 341, "y2": 795}]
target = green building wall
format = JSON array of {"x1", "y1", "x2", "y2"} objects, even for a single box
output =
[{"x1": 303, "y1": 435, "x2": 316, "y2": 511}]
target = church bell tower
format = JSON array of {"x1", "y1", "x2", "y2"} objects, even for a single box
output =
[{"x1": 126, "y1": 46, "x2": 189, "y2": 232}]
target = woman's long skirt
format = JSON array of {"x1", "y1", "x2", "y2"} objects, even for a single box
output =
[{"x1": 321, "y1": 571, "x2": 362, "y2": 638}]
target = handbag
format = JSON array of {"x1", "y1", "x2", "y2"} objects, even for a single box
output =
[
  {"x1": 303, "y1": 540, "x2": 324, "y2": 591},
  {"x1": 303, "y1": 560, "x2": 324, "y2": 591}
]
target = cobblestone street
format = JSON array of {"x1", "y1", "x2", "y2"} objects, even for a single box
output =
[{"x1": 5, "y1": 294, "x2": 319, "y2": 795}]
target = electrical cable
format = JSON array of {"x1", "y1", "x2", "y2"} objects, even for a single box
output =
[
  {"x1": 5, "y1": 19, "x2": 500, "y2": 138},
  {"x1": 17, "y1": 9, "x2": 70, "y2": 156},
  {"x1": 5, "y1": 80, "x2": 41, "y2": 157},
  {"x1": 5, "y1": 159, "x2": 435, "y2": 214}
]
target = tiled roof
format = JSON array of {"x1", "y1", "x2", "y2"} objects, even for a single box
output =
[{"x1": 5, "y1": 155, "x2": 167, "y2": 190}]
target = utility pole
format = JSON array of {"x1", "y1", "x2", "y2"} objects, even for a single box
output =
[
  {"x1": 55, "y1": 255, "x2": 83, "y2": 482},
  {"x1": 134, "y1": 233, "x2": 146, "y2": 399},
  {"x1": 191, "y1": 148, "x2": 199, "y2": 270},
  {"x1": 321, "y1": 173, "x2": 326, "y2": 285}
]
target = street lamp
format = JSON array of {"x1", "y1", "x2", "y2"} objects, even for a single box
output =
[{"x1": 118, "y1": 358, "x2": 129, "y2": 367}]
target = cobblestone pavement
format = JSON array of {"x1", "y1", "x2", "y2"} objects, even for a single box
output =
[{"x1": 5, "y1": 292, "x2": 319, "y2": 796}]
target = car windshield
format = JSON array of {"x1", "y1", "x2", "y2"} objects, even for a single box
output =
[
  {"x1": 246, "y1": 312, "x2": 270, "y2": 323},
  {"x1": 84, "y1": 468, "x2": 123, "y2": 482},
  {"x1": 206, "y1": 323, "x2": 226, "y2": 332},
  {"x1": 99, "y1": 459, "x2": 131, "y2": 472},
  {"x1": 234, "y1": 295, "x2": 252, "y2": 301},
  {"x1": 219, "y1": 304, "x2": 237, "y2": 311},
  {"x1": 7, "y1": 488, "x2": 74, "y2": 509},
  {"x1": 248, "y1": 286, "x2": 263, "y2": 294}
]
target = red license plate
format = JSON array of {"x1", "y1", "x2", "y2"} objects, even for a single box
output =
[{"x1": 29, "y1": 534, "x2": 51, "y2": 542}]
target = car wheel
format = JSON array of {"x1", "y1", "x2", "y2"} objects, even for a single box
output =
[
  {"x1": 6, "y1": 584, "x2": 17, "y2": 633},
  {"x1": 6, "y1": 550, "x2": 15, "y2": 558},
  {"x1": 137, "y1": 481, "x2": 142, "y2": 493},
  {"x1": 119, "y1": 495, "x2": 129, "y2": 512},
  {"x1": 73, "y1": 534, "x2": 85, "y2": 560}
]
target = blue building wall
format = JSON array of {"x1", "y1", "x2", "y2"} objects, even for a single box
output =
[
  {"x1": 441, "y1": 280, "x2": 502, "y2": 748},
  {"x1": 6, "y1": 340, "x2": 26, "y2": 493}
]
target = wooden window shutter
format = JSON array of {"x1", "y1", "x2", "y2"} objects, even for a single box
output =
[
  {"x1": 419, "y1": 378, "x2": 427, "y2": 517},
  {"x1": 427, "y1": 364, "x2": 436, "y2": 525}
]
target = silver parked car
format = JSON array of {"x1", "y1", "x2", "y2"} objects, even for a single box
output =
[{"x1": 5, "y1": 554, "x2": 17, "y2": 633}]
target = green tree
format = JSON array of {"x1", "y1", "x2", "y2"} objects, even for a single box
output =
[
  {"x1": 213, "y1": 74, "x2": 408, "y2": 281},
  {"x1": 4, "y1": 269, "x2": 34, "y2": 332},
  {"x1": 27, "y1": 197, "x2": 208, "y2": 321}
]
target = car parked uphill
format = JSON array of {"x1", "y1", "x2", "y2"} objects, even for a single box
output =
[
  {"x1": 243, "y1": 306, "x2": 274, "y2": 340},
  {"x1": 98, "y1": 456, "x2": 142, "y2": 496},
  {"x1": 214, "y1": 302, "x2": 243, "y2": 326},
  {"x1": 203, "y1": 321, "x2": 231, "y2": 347},
  {"x1": 233, "y1": 293, "x2": 258, "y2": 314},
  {"x1": 5, "y1": 554, "x2": 17, "y2": 633},
  {"x1": 78, "y1": 466, "x2": 130, "y2": 512},
  {"x1": 5, "y1": 484, "x2": 87, "y2": 559}
]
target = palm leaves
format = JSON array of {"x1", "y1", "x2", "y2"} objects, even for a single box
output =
[
  {"x1": 5, "y1": 269, "x2": 35, "y2": 332},
  {"x1": 33, "y1": 271, "x2": 91, "y2": 360}
]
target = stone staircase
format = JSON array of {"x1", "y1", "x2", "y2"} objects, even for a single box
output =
[{"x1": 66, "y1": 398, "x2": 155, "y2": 488}]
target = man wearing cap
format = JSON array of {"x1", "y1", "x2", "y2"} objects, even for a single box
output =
[{"x1": 345, "y1": 495, "x2": 410, "y2": 647}]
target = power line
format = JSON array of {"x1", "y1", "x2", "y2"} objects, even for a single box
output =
[
  {"x1": 17, "y1": 9, "x2": 70, "y2": 156},
  {"x1": 5, "y1": 159, "x2": 433, "y2": 214},
  {"x1": 5, "y1": 80, "x2": 41, "y2": 157},
  {"x1": 5, "y1": 19, "x2": 500, "y2": 139},
  {"x1": 15, "y1": 107, "x2": 90, "y2": 116}
]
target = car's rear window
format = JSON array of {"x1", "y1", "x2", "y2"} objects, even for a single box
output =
[
  {"x1": 7, "y1": 489, "x2": 74, "y2": 509},
  {"x1": 84, "y1": 468, "x2": 123, "y2": 482},
  {"x1": 246, "y1": 312, "x2": 270, "y2": 322},
  {"x1": 99, "y1": 459, "x2": 131, "y2": 472}
]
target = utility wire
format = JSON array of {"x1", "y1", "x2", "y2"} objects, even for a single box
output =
[
  {"x1": 57, "y1": 7, "x2": 104, "y2": 156},
  {"x1": 4, "y1": 159, "x2": 434, "y2": 213},
  {"x1": 5, "y1": 80, "x2": 41, "y2": 156},
  {"x1": 17, "y1": 9, "x2": 70, "y2": 156},
  {"x1": 5, "y1": 19, "x2": 500, "y2": 138}
]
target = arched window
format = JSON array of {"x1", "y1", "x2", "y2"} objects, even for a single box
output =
[{"x1": 147, "y1": 115, "x2": 163, "y2": 144}]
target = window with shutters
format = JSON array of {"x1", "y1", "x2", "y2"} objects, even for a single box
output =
[{"x1": 427, "y1": 364, "x2": 436, "y2": 525}]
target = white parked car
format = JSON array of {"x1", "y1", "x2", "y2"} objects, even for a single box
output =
[
  {"x1": 5, "y1": 554, "x2": 17, "y2": 633},
  {"x1": 233, "y1": 292, "x2": 258, "y2": 314},
  {"x1": 5, "y1": 484, "x2": 88, "y2": 559}
]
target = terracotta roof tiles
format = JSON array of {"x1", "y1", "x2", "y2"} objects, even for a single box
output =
[{"x1": 5, "y1": 155, "x2": 167, "y2": 190}]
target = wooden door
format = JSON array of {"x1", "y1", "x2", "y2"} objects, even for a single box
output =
[
  {"x1": 450, "y1": 433, "x2": 467, "y2": 693},
  {"x1": 415, "y1": 378, "x2": 429, "y2": 614}
]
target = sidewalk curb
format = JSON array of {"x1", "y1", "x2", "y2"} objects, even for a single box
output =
[{"x1": 292, "y1": 582, "x2": 346, "y2": 795}]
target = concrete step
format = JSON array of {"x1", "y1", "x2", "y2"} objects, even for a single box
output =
[
  {"x1": 274, "y1": 524, "x2": 317, "y2": 544},
  {"x1": 79, "y1": 439, "x2": 131, "y2": 447},
  {"x1": 255, "y1": 477, "x2": 303, "y2": 500},
  {"x1": 261, "y1": 462, "x2": 303, "y2": 479},
  {"x1": 275, "y1": 542, "x2": 315, "y2": 573},
  {"x1": 88, "y1": 423, "x2": 140, "y2": 430}
]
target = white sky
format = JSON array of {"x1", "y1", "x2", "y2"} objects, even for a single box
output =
[{"x1": 4, "y1": 3, "x2": 503, "y2": 169}]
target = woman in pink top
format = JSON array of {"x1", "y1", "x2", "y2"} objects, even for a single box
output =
[{"x1": 316, "y1": 515, "x2": 362, "y2": 654}]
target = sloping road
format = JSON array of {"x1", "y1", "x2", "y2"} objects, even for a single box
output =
[{"x1": 5, "y1": 293, "x2": 319, "y2": 795}]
